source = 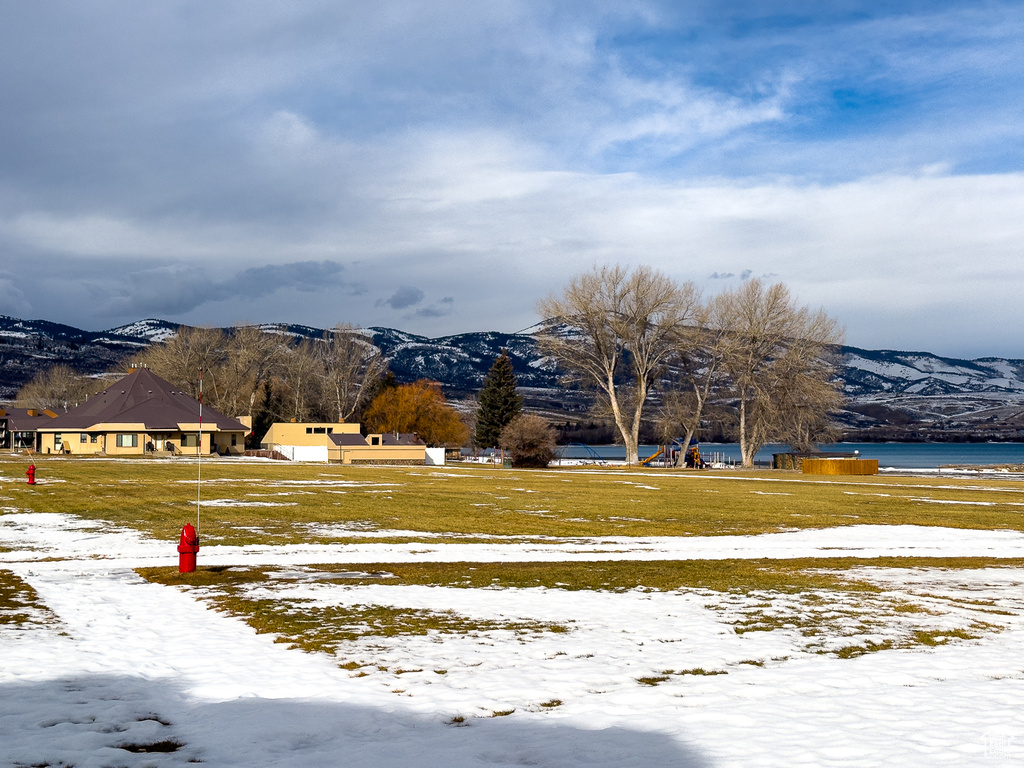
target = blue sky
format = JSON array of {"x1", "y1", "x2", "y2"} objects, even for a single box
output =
[{"x1": 1, "y1": 1, "x2": 1023, "y2": 357}]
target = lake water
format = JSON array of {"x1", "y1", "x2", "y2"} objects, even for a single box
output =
[{"x1": 554, "y1": 442, "x2": 1024, "y2": 469}]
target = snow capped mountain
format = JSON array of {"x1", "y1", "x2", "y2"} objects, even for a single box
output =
[
  {"x1": 0, "y1": 315, "x2": 154, "y2": 398},
  {"x1": 841, "y1": 347, "x2": 1024, "y2": 397},
  {"x1": 104, "y1": 319, "x2": 180, "y2": 343}
]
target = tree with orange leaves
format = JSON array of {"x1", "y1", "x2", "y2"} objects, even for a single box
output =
[{"x1": 363, "y1": 379, "x2": 469, "y2": 447}]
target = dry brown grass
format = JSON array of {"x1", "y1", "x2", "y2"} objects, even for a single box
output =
[{"x1": 4, "y1": 455, "x2": 1024, "y2": 546}]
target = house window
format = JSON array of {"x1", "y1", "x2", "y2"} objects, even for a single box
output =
[
  {"x1": 231, "y1": 434, "x2": 237, "y2": 446},
  {"x1": 182, "y1": 434, "x2": 198, "y2": 448},
  {"x1": 116, "y1": 434, "x2": 138, "y2": 448},
  {"x1": 80, "y1": 433, "x2": 88, "y2": 443},
  {"x1": 53, "y1": 433, "x2": 62, "y2": 447},
  {"x1": 306, "y1": 427, "x2": 313, "y2": 434},
  {"x1": 327, "y1": 427, "x2": 333, "y2": 434},
  {"x1": 371, "y1": 436, "x2": 380, "y2": 446},
  {"x1": 91, "y1": 434, "x2": 98, "y2": 443}
]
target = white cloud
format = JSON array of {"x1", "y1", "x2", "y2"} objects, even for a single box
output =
[{"x1": 585, "y1": 69, "x2": 792, "y2": 159}]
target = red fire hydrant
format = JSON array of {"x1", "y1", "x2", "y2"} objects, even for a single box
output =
[
  {"x1": 26, "y1": 464, "x2": 36, "y2": 485},
  {"x1": 177, "y1": 523, "x2": 199, "y2": 573}
]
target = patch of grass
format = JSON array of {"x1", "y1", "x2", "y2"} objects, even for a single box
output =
[
  {"x1": 891, "y1": 600, "x2": 931, "y2": 614},
  {"x1": 140, "y1": 558, "x2": 894, "y2": 598},
  {"x1": 720, "y1": 583, "x2": 1010, "y2": 657},
  {"x1": 0, "y1": 569, "x2": 59, "y2": 627},
  {"x1": 911, "y1": 627, "x2": 980, "y2": 646},
  {"x1": 138, "y1": 566, "x2": 570, "y2": 657},
  {"x1": 539, "y1": 699, "x2": 562, "y2": 708},
  {"x1": 241, "y1": 600, "x2": 568, "y2": 654},
  {"x1": 118, "y1": 740, "x2": 183, "y2": 754},
  {"x1": 733, "y1": 614, "x2": 802, "y2": 635},
  {"x1": 490, "y1": 709, "x2": 515, "y2": 717},
  {"x1": 835, "y1": 640, "x2": 894, "y2": 658},
  {"x1": 637, "y1": 676, "x2": 670, "y2": 686}
]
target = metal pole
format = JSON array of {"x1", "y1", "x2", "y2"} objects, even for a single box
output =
[{"x1": 197, "y1": 370, "x2": 202, "y2": 532}]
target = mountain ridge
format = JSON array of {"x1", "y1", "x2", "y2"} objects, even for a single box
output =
[{"x1": 4, "y1": 314, "x2": 1024, "y2": 440}]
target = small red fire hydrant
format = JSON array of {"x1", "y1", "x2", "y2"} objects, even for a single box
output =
[
  {"x1": 26, "y1": 464, "x2": 36, "y2": 485},
  {"x1": 177, "y1": 523, "x2": 199, "y2": 573}
]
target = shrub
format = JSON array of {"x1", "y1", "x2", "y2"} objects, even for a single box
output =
[{"x1": 499, "y1": 415, "x2": 556, "y2": 468}]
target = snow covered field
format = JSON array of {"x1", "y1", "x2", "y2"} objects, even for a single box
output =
[{"x1": 3, "y1": 510, "x2": 1024, "y2": 766}]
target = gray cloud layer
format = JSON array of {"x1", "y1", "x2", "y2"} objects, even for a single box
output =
[{"x1": 1, "y1": 2, "x2": 1023, "y2": 357}]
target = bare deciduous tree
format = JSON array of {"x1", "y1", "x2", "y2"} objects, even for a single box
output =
[
  {"x1": 772, "y1": 354, "x2": 845, "y2": 452},
  {"x1": 538, "y1": 265, "x2": 699, "y2": 465},
  {"x1": 719, "y1": 279, "x2": 844, "y2": 467},
  {"x1": 278, "y1": 338, "x2": 322, "y2": 422},
  {"x1": 138, "y1": 326, "x2": 229, "y2": 410},
  {"x1": 15, "y1": 364, "x2": 95, "y2": 412},
  {"x1": 130, "y1": 322, "x2": 385, "y2": 429},
  {"x1": 221, "y1": 325, "x2": 286, "y2": 425},
  {"x1": 318, "y1": 324, "x2": 386, "y2": 422}
]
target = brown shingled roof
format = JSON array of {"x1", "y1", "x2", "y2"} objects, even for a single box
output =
[
  {"x1": 0, "y1": 407, "x2": 59, "y2": 431},
  {"x1": 41, "y1": 368, "x2": 247, "y2": 432}
]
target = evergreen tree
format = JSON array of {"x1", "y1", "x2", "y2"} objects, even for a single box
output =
[{"x1": 475, "y1": 350, "x2": 523, "y2": 448}]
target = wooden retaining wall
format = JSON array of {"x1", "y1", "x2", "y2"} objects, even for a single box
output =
[{"x1": 802, "y1": 458, "x2": 879, "y2": 475}]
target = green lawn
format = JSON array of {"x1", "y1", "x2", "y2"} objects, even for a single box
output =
[{"x1": 4, "y1": 454, "x2": 1024, "y2": 546}]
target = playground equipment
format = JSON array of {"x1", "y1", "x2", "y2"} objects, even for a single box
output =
[
  {"x1": 639, "y1": 447, "x2": 664, "y2": 466},
  {"x1": 555, "y1": 443, "x2": 606, "y2": 465}
]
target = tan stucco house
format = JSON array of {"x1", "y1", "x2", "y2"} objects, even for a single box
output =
[
  {"x1": 36, "y1": 367, "x2": 248, "y2": 456},
  {"x1": 260, "y1": 422, "x2": 430, "y2": 464}
]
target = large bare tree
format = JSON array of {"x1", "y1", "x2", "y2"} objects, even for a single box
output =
[
  {"x1": 719, "y1": 279, "x2": 844, "y2": 467},
  {"x1": 538, "y1": 265, "x2": 699, "y2": 465},
  {"x1": 221, "y1": 325, "x2": 286, "y2": 425},
  {"x1": 318, "y1": 324, "x2": 386, "y2": 422}
]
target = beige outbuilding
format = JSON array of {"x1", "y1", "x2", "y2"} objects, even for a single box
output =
[{"x1": 260, "y1": 422, "x2": 429, "y2": 464}]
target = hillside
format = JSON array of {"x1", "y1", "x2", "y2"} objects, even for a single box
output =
[{"x1": 3, "y1": 314, "x2": 1024, "y2": 440}]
